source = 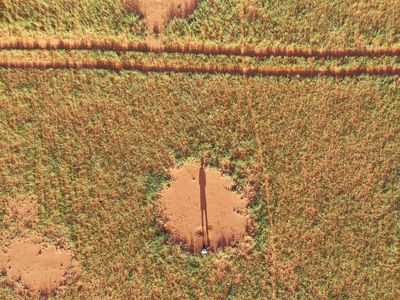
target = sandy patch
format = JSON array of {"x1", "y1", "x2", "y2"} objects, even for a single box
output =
[
  {"x1": 1, "y1": 195, "x2": 79, "y2": 296},
  {"x1": 126, "y1": 0, "x2": 198, "y2": 34},
  {"x1": 4, "y1": 194, "x2": 37, "y2": 229},
  {"x1": 161, "y1": 161, "x2": 248, "y2": 251},
  {"x1": 0, "y1": 239, "x2": 72, "y2": 296}
]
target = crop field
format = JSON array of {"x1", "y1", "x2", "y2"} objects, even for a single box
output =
[{"x1": 0, "y1": 0, "x2": 399, "y2": 299}]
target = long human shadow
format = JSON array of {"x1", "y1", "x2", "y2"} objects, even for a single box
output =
[{"x1": 199, "y1": 159, "x2": 210, "y2": 249}]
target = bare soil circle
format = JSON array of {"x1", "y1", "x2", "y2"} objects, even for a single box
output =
[
  {"x1": 160, "y1": 162, "x2": 249, "y2": 252},
  {"x1": 0, "y1": 239, "x2": 72, "y2": 296},
  {"x1": 126, "y1": 0, "x2": 198, "y2": 34}
]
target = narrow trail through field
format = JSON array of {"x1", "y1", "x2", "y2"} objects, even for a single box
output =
[
  {"x1": 1, "y1": 37, "x2": 399, "y2": 76},
  {"x1": 245, "y1": 79, "x2": 278, "y2": 299},
  {"x1": 0, "y1": 58, "x2": 399, "y2": 77},
  {"x1": 239, "y1": 8, "x2": 276, "y2": 297},
  {"x1": 239, "y1": 0, "x2": 246, "y2": 54},
  {"x1": 238, "y1": 9, "x2": 276, "y2": 290},
  {"x1": 0, "y1": 38, "x2": 399, "y2": 58}
]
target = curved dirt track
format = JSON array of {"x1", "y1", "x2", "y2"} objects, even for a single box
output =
[
  {"x1": 0, "y1": 38, "x2": 399, "y2": 58},
  {"x1": 0, "y1": 58, "x2": 399, "y2": 77}
]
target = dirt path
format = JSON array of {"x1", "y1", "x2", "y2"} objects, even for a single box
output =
[
  {"x1": 0, "y1": 38, "x2": 399, "y2": 57},
  {"x1": 244, "y1": 78, "x2": 278, "y2": 299},
  {"x1": 0, "y1": 58, "x2": 398, "y2": 77}
]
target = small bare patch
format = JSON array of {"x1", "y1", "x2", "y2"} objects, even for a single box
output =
[
  {"x1": 0, "y1": 252, "x2": 7, "y2": 274},
  {"x1": 126, "y1": 0, "x2": 198, "y2": 34},
  {"x1": 4, "y1": 194, "x2": 37, "y2": 229},
  {"x1": 161, "y1": 162, "x2": 249, "y2": 252},
  {"x1": 0, "y1": 239, "x2": 72, "y2": 296}
]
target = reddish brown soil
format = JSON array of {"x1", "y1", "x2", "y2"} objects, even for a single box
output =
[
  {"x1": 161, "y1": 163, "x2": 248, "y2": 251},
  {"x1": 126, "y1": 0, "x2": 198, "y2": 34},
  {"x1": 0, "y1": 240, "x2": 72, "y2": 295}
]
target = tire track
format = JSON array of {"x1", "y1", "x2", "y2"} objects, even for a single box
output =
[
  {"x1": 0, "y1": 38, "x2": 399, "y2": 58},
  {"x1": 0, "y1": 58, "x2": 399, "y2": 77},
  {"x1": 245, "y1": 79, "x2": 277, "y2": 299},
  {"x1": 240, "y1": 9, "x2": 277, "y2": 297}
]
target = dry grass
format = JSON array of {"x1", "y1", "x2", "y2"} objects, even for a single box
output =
[
  {"x1": 247, "y1": 77, "x2": 400, "y2": 299},
  {"x1": 0, "y1": 70, "x2": 398, "y2": 298},
  {"x1": 0, "y1": 0, "x2": 398, "y2": 298},
  {"x1": 0, "y1": 0, "x2": 398, "y2": 47}
]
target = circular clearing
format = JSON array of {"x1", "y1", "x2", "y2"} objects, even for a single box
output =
[
  {"x1": 161, "y1": 162, "x2": 249, "y2": 252},
  {"x1": 126, "y1": 0, "x2": 198, "y2": 34},
  {"x1": 0, "y1": 240, "x2": 72, "y2": 295}
]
